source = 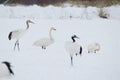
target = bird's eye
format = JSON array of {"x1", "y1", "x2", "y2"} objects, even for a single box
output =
[{"x1": 74, "y1": 35, "x2": 76, "y2": 37}]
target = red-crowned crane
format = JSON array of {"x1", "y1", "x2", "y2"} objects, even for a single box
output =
[
  {"x1": 8, "y1": 20, "x2": 34, "y2": 51},
  {"x1": 65, "y1": 35, "x2": 82, "y2": 66}
]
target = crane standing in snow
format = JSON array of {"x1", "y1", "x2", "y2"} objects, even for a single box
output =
[
  {"x1": 8, "y1": 20, "x2": 34, "y2": 51},
  {"x1": 65, "y1": 35, "x2": 82, "y2": 66},
  {"x1": 33, "y1": 27, "x2": 56, "y2": 49},
  {"x1": 0, "y1": 61, "x2": 14, "y2": 80}
]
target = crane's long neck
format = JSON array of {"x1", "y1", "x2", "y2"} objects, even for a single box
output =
[
  {"x1": 26, "y1": 21, "x2": 29, "y2": 29},
  {"x1": 49, "y1": 29, "x2": 53, "y2": 40},
  {"x1": 71, "y1": 37, "x2": 75, "y2": 43}
]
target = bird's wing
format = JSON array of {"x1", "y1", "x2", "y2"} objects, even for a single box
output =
[
  {"x1": 10, "y1": 29, "x2": 26, "y2": 39},
  {"x1": 65, "y1": 41, "x2": 80, "y2": 54},
  {"x1": 33, "y1": 38, "x2": 53, "y2": 47}
]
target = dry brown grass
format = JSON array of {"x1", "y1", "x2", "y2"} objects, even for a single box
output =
[
  {"x1": 98, "y1": 8, "x2": 109, "y2": 19},
  {"x1": 4, "y1": 0, "x2": 120, "y2": 7},
  {"x1": 66, "y1": 0, "x2": 120, "y2": 7}
]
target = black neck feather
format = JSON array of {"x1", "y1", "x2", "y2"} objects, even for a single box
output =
[
  {"x1": 2, "y1": 61, "x2": 14, "y2": 75},
  {"x1": 71, "y1": 36, "x2": 75, "y2": 43}
]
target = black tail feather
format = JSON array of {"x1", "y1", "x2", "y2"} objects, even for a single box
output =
[
  {"x1": 8, "y1": 32, "x2": 12, "y2": 40},
  {"x1": 79, "y1": 46, "x2": 82, "y2": 55}
]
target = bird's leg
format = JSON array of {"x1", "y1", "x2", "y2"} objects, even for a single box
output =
[
  {"x1": 88, "y1": 51, "x2": 90, "y2": 53},
  {"x1": 17, "y1": 40, "x2": 20, "y2": 51},
  {"x1": 42, "y1": 46, "x2": 46, "y2": 49},
  {"x1": 44, "y1": 47, "x2": 46, "y2": 49},
  {"x1": 42, "y1": 46, "x2": 44, "y2": 49},
  {"x1": 14, "y1": 41, "x2": 17, "y2": 51},
  {"x1": 75, "y1": 53, "x2": 78, "y2": 56},
  {"x1": 70, "y1": 56, "x2": 73, "y2": 66}
]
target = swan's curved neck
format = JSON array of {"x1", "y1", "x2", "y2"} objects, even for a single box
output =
[
  {"x1": 26, "y1": 21, "x2": 29, "y2": 29},
  {"x1": 49, "y1": 29, "x2": 53, "y2": 40},
  {"x1": 71, "y1": 36, "x2": 76, "y2": 43}
]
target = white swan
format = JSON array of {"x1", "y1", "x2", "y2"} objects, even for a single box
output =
[
  {"x1": 65, "y1": 35, "x2": 82, "y2": 66},
  {"x1": 8, "y1": 20, "x2": 34, "y2": 51},
  {"x1": 0, "y1": 61, "x2": 14, "y2": 80},
  {"x1": 88, "y1": 43, "x2": 100, "y2": 53},
  {"x1": 33, "y1": 27, "x2": 56, "y2": 49}
]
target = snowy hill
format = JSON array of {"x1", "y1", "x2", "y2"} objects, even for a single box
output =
[{"x1": 0, "y1": 5, "x2": 120, "y2": 80}]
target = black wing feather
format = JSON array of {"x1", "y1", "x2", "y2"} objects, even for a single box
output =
[
  {"x1": 8, "y1": 32, "x2": 12, "y2": 40},
  {"x1": 79, "y1": 46, "x2": 82, "y2": 55}
]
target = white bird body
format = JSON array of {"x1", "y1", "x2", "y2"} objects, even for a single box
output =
[
  {"x1": 88, "y1": 43, "x2": 100, "y2": 53},
  {"x1": 34, "y1": 38, "x2": 54, "y2": 47},
  {"x1": 65, "y1": 41, "x2": 80, "y2": 56},
  {"x1": 65, "y1": 35, "x2": 82, "y2": 66},
  {"x1": 0, "y1": 62, "x2": 14, "y2": 80},
  {"x1": 33, "y1": 27, "x2": 56, "y2": 49},
  {"x1": 0, "y1": 63, "x2": 10, "y2": 78}
]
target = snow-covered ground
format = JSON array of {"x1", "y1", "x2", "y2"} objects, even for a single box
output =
[
  {"x1": 0, "y1": 4, "x2": 120, "y2": 80},
  {"x1": 0, "y1": 4, "x2": 120, "y2": 20}
]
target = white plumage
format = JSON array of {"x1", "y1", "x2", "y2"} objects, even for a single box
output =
[
  {"x1": 0, "y1": 61, "x2": 14, "y2": 80},
  {"x1": 65, "y1": 42, "x2": 81, "y2": 56},
  {"x1": 65, "y1": 35, "x2": 82, "y2": 66},
  {"x1": 88, "y1": 43, "x2": 100, "y2": 53},
  {"x1": 9, "y1": 29, "x2": 27, "y2": 40},
  {"x1": 8, "y1": 20, "x2": 34, "y2": 51},
  {"x1": 33, "y1": 27, "x2": 56, "y2": 49}
]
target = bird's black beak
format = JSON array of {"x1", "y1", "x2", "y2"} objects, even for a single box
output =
[
  {"x1": 76, "y1": 36, "x2": 79, "y2": 39},
  {"x1": 73, "y1": 35, "x2": 79, "y2": 39},
  {"x1": 31, "y1": 21, "x2": 35, "y2": 24},
  {"x1": 29, "y1": 20, "x2": 35, "y2": 24}
]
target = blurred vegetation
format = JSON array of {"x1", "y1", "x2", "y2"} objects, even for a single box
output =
[
  {"x1": 0, "y1": 0, "x2": 6, "y2": 3},
  {"x1": 0, "y1": 0, "x2": 120, "y2": 7},
  {"x1": 98, "y1": 8, "x2": 110, "y2": 19},
  {"x1": 67, "y1": 0, "x2": 120, "y2": 7}
]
